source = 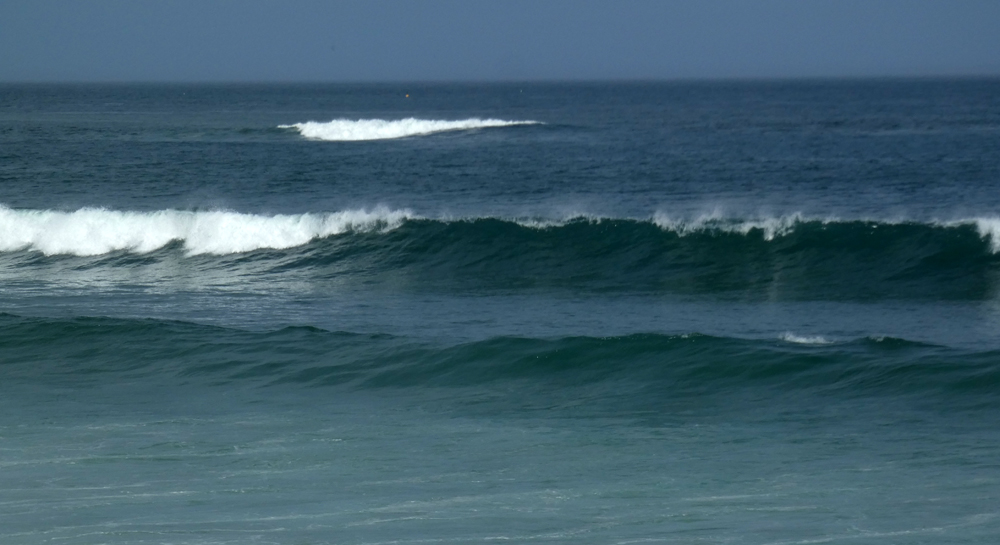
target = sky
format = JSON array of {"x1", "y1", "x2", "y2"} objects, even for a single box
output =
[{"x1": 1, "y1": 0, "x2": 998, "y2": 82}]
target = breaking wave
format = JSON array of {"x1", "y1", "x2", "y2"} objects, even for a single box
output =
[
  {"x1": 0, "y1": 205, "x2": 411, "y2": 256},
  {"x1": 4, "y1": 207, "x2": 1000, "y2": 300},
  {"x1": 278, "y1": 118, "x2": 540, "y2": 141}
]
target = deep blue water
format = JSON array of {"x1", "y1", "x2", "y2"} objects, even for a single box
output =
[{"x1": 2, "y1": 80, "x2": 1000, "y2": 544}]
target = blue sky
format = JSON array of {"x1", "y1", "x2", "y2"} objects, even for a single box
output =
[{"x1": 1, "y1": 0, "x2": 998, "y2": 82}]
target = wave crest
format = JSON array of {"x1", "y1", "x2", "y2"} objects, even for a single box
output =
[
  {"x1": 780, "y1": 332, "x2": 834, "y2": 345},
  {"x1": 0, "y1": 205, "x2": 411, "y2": 256},
  {"x1": 278, "y1": 118, "x2": 540, "y2": 141},
  {"x1": 971, "y1": 217, "x2": 1000, "y2": 253},
  {"x1": 652, "y1": 212, "x2": 808, "y2": 240}
]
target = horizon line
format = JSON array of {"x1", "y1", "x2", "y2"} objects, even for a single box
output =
[{"x1": 3, "y1": 73, "x2": 1000, "y2": 86}]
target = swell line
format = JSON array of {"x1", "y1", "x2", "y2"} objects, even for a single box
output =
[{"x1": 2, "y1": 315, "x2": 997, "y2": 404}]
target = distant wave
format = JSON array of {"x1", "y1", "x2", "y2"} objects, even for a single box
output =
[
  {"x1": 278, "y1": 118, "x2": 540, "y2": 141},
  {"x1": 0, "y1": 205, "x2": 411, "y2": 256}
]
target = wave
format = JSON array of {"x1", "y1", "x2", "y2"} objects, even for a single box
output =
[
  {"x1": 0, "y1": 205, "x2": 410, "y2": 256},
  {"x1": 3, "y1": 208, "x2": 1000, "y2": 299},
  {"x1": 278, "y1": 118, "x2": 540, "y2": 141},
  {"x1": 5, "y1": 206, "x2": 1000, "y2": 257},
  {"x1": 2, "y1": 315, "x2": 996, "y2": 407}
]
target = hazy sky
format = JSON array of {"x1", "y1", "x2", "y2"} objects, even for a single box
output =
[{"x1": 1, "y1": 0, "x2": 998, "y2": 82}]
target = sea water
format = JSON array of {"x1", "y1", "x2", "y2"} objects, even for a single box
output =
[{"x1": 1, "y1": 80, "x2": 999, "y2": 543}]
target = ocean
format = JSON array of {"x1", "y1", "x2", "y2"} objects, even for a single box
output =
[{"x1": 1, "y1": 80, "x2": 999, "y2": 543}]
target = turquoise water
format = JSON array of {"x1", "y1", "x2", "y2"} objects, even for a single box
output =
[{"x1": 2, "y1": 81, "x2": 1000, "y2": 543}]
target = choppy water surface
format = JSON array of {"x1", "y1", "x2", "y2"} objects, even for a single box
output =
[{"x1": 2, "y1": 80, "x2": 1000, "y2": 544}]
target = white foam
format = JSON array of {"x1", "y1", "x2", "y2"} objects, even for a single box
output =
[
  {"x1": 779, "y1": 332, "x2": 834, "y2": 345},
  {"x1": 652, "y1": 212, "x2": 807, "y2": 240},
  {"x1": 0, "y1": 205, "x2": 412, "y2": 256},
  {"x1": 279, "y1": 118, "x2": 540, "y2": 141},
  {"x1": 969, "y1": 217, "x2": 1000, "y2": 253},
  {"x1": 512, "y1": 213, "x2": 603, "y2": 229},
  {"x1": 930, "y1": 217, "x2": 1000, "y2": 253},
  {"x1": 496, "y1": 212, "x2": 815, "y2": 235}
]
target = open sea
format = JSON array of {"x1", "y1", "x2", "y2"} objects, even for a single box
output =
[{"x1": 2, "y1": 80, "x2": 1000, "y2": 544}]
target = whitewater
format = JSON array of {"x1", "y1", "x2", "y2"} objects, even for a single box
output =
[
  {"x1": 278, "y1": 117, "x2": 540, "y2": 141},
  {"x1": 0, "y1": 206, "x2": 412, "y2": 255}
]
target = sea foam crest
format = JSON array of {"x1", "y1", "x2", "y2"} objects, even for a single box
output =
[
  {"x1": 0, "y1": 206, "x2": 411, "y2": 256},
  {"x1": 649, "y1": 213, "x2": 1000, "y2": 253},
  {"x1": 652, "y1": 212, "x2": 806, "y2": 240},
  {"x1": 779, "y1": 332, "x2": 834, "y2": 345},
  {"x1": 970, "y1": 218, "x2": 1000, "y2": 253},
  {"x1": 279, "y1": 118, "x2": 540, "y2": 141}
]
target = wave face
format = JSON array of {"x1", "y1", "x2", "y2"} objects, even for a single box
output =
[
  {"x1": 324, "y1": 216, "x2": 1000, "y2": 299},
  {"x1": 3, "y1": 208, "x2": 1000, "y2": 299},
  {"x1": 2, "y1": 315, "x2": 996, "y2": 408},
  {"x1": 278, "y1": 117, "x2": 539, "y2": 141}
]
